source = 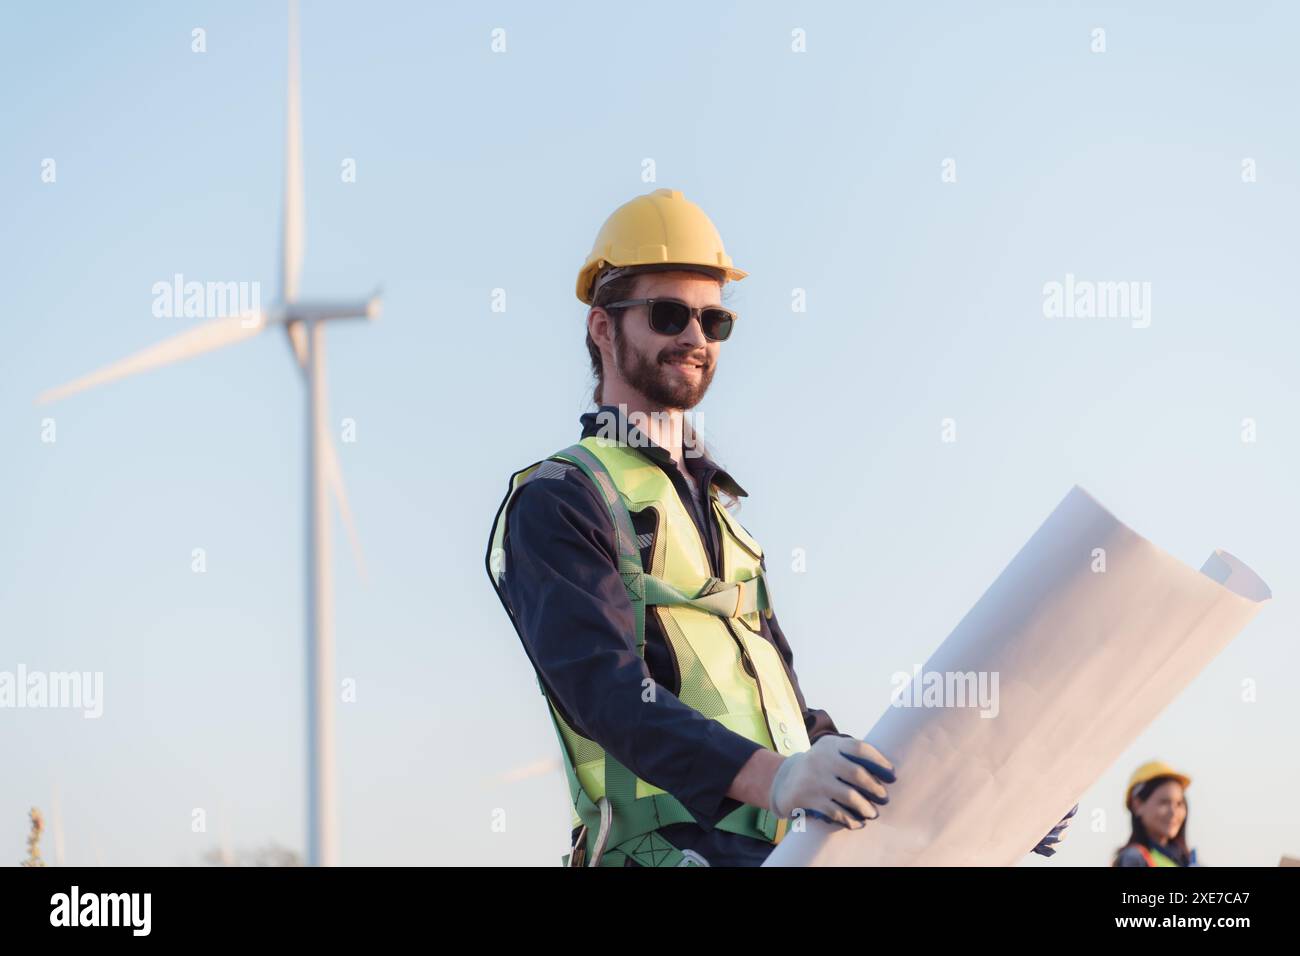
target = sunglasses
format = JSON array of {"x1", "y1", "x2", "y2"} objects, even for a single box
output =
[{"x1": 603, "y1": 297, "x2": 737, "y2": 342}]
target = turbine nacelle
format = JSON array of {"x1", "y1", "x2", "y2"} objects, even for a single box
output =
[{"x1": 278, "y1": 293, "x2": 382, "y2": 325}]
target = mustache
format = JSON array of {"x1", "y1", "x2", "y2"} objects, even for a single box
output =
[{"x1": 659, "y1": 348, "x2": 709, "y2": 367}]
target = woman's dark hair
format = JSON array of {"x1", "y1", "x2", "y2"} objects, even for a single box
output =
[{"x1": 1112, "y1": 775, "x2": 1191, "y2": 866}]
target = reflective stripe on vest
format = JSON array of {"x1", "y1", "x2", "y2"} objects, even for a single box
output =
[
  {"x1": 1136, "y1": 845, "x2": 1180, "y2": 867},
  {"x1": 486, "y1": 436, "x2": 811, "y2": 864}
]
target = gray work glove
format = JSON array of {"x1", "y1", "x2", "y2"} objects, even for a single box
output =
[
  {"x1": 769, "y1": 735, "x2": 896, "y2": 829},
  {"x1": 1031, "y1": 803, "x2": 1079, "y2": 857}
]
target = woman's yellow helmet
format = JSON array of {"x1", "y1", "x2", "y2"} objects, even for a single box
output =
[{"x1": 1126, "y1": 760, "x2": 1192, "y2": 807}]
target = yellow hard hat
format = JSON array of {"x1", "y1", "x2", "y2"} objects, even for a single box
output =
[
  {"x1": 1126, "y1": 761, "x2": 1192, "y2": 807},
  {"x1": 576, "y1": 188, "x2": 747, "y2": 305}
]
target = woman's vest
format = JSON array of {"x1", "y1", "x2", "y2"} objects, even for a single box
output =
[
  {"x1": 486, "y1": 436, "x2": 812, "y2": 866},
  {"x1": 1135, "y1": 844, "x2": 1186, "y2": 867}
]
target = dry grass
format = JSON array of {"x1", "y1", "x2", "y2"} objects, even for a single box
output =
[{"x1": 20, "y1": 808, "x2": 45, "y2": 867}]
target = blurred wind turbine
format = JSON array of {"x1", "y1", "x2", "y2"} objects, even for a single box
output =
[
  {"x1": 494, "y1": 756, "x2": 562, "y2": 785},
  {"x1": 36, "y1": 0, "x2": 377, "y2": 867}
]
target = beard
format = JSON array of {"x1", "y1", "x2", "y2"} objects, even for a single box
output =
[{"x1": 614, "y1": 327, "x2": 715, "y2": 410}]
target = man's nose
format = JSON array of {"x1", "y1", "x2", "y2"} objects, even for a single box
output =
[{"x1": 676, "y1": 315, "x2": 708, "y2": 348}]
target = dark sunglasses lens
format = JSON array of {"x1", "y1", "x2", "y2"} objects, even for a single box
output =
[
  {"x1": 648, "y1": 300, "x2": 691, "y2": 336},
  {"x1": 701, "y1": 309, "x2": 734, "y2": 341}
]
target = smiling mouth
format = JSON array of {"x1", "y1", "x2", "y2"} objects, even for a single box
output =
[{"x1": 663, "y1": 357, "x2": 705, "y2": 370}]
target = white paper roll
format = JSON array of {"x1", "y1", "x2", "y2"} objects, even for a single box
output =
[{"x1": 764, "y1": 485, "x2": 1270, "y2": 866}]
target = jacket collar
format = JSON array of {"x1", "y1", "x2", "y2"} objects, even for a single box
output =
[{"x1": 578, "y1": 404, "x2": 749, "y2": 498}]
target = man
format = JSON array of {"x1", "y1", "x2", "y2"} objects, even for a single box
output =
[
  {"x1": 486, "y1": 188, "x2": 1069, "y2": 866},
  {"x1": 486, "y1": 188, "x2": 894, "y2": 867}
]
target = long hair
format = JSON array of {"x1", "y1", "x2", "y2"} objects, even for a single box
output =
[
  {"x1": 1112, "y1": 776, "x2": 1191, "y2": 866},
  {"x1": 585, "y1": 268, "x2": 740, "y2": 512},
  {"x1": 586, "y1": 271, "x2": 641, "y2": 408}
]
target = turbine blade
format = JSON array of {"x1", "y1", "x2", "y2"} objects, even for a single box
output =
[
  {"x1": 322, "y1": 427, "x2": 367, "y2": 582},
  {"x1": 37, "y1": 312, "x2": 267, "y2": 405},
  {"x1": 281, "y1": 0, "x2": 304, "y2": 303},
  {"x1": 499, "y1": 756, "x2": 562, "y2": 784}
]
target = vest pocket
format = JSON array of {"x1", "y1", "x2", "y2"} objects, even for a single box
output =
[
  {"x1": 711, "y1": 500, "x2": 768, "y2": 633},
  {"x1": 713, "y1": 499, "x2": 763, "y2": 560}
]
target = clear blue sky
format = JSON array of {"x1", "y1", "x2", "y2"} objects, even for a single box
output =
[{"x1": 2, "y1": 1, "x2": 1296, "y2": 866}]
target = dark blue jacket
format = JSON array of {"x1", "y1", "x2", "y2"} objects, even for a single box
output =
[{"x1": 493, "y1": 404, "x2": 847, "y2": 866}]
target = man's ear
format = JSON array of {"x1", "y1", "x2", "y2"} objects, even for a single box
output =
[{"x1": 588, "y1": 307, "x2": 613, "y2": 350}]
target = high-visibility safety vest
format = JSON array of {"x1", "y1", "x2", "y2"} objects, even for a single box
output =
[
  {"x1": 1135, "y1": 845, "x2": 1180, "y2": 867},
  {"x1": 486, "y1": 436, "x2": 813, "y2": 866}
]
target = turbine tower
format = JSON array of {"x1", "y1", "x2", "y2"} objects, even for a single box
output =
[{"x1": 37, "y1": 0, "x2": 374, "y2": 867}]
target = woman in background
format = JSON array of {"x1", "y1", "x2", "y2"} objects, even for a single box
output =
[{"x1": 1114, "y1": 760, "x2": 1199, "y2": 867}]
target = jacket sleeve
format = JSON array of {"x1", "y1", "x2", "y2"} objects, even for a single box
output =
[
  {"x1": 501, "y1": 465, "x2": 764, "y2": 830},
  {"x1": 759, "y1": 555, "x2": 851, "y2": 744}
]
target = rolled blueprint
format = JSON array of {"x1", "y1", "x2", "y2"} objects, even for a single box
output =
[{"x1": 764, "y1": 485, "x2": 1271, "y2": 866}]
